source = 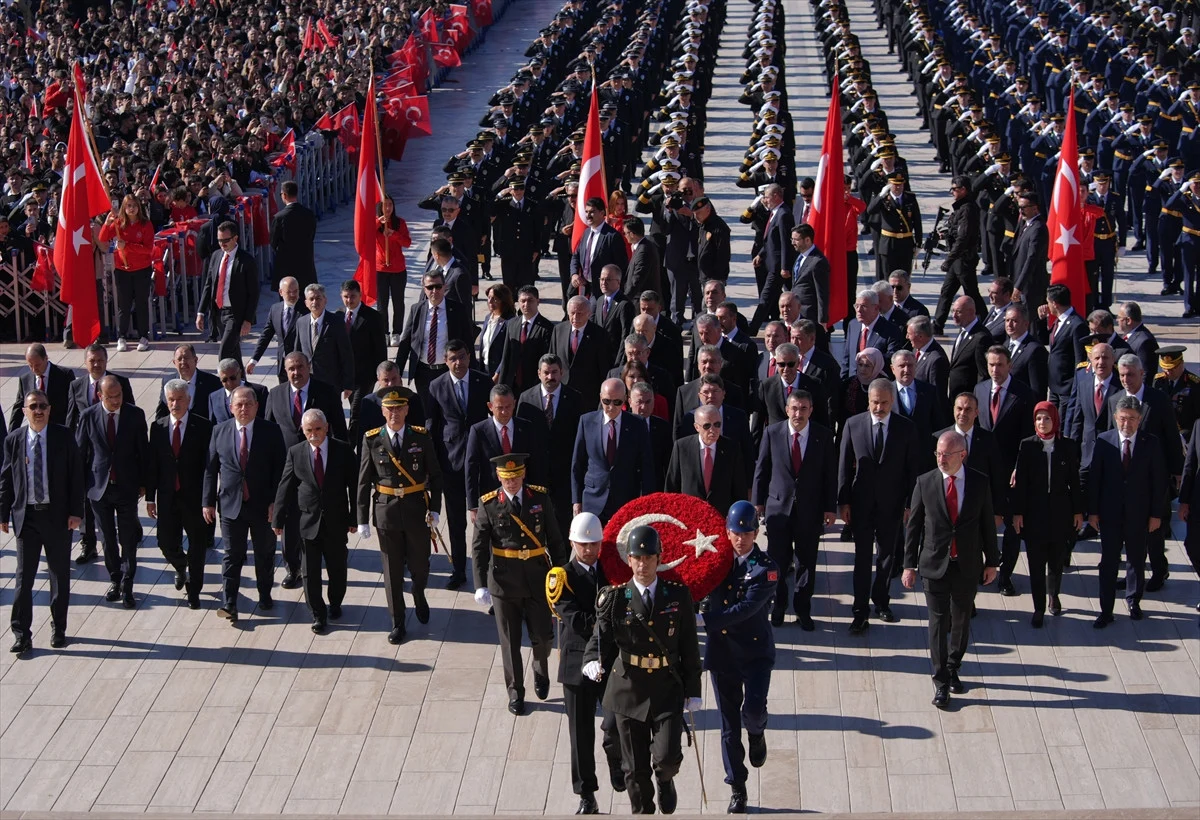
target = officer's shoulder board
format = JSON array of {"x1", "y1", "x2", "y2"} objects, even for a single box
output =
[
  {"x1": 366, "y1": 427, "x2": 383, "y2": 438},
  {"x1": 410, "y1": 425, "x2": 428, "y2": 434},
  {"x1": 480, "y1": 489, "x2": 500, "y2": 503},
  {"x1": 596, "y1": 584, "x2": 618, "y2": 614},
  {"x1": 526, "y1": 484, "x2": 548, "y2": 494}
]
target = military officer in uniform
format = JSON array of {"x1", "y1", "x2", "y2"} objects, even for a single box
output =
[
  {"x1": 701, "y1": 501, "x2": 777, "y2": 814},
  {"x1": 583, "y1": 526, "x2": 702, "y2": 815},
  {"x1": 546, "y1": 512, "x2": 624, "y2": 815},
  {"x1": 356, "y1": 387, "x2": 443, "y2": 645},
  {"x1": 865, "y1": 172, "x2": 922, "y2": 277},
  {"x1": 1154, "y1": 346, "x2": 1200, "y2": 444},
  {"x1": 472, "y1": 453, "x2": 566, "y2": 716}
]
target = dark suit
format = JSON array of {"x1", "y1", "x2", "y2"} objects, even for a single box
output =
[
  {"x1": 199, "y1": 246, "x2": 260, "y2": 362},
  {"x1": 679, "y1": 404, "x2": 753, "y2": 484},
  {"x1": 203, "y1": 418, "x2": 287, "y2": 611},
  {"x1": 1006, "y1": 333, "x2": 1050, "y2": 400},
  {"x1": 434, "y1": 260, "x2": 471, "y2": 306},
  {"x1": 464, "y1": 417, "x2": 545, "y2": 511},
  {"x1": 146, "y1": 413, "x2": 213, "y2": 602},
  {"x1": 1047, "y1": 309, "x2": 1087, "y2": 405},
  {"x1": 476, "y1": 314, "x2": 508, "y2": 378},
  {"x1": 339, "y1": 303, "x2": 388, "y2": 439},
  {"x1": 750, "y1": 205, "x2": 795, "y2": 332},
  {"x1": 394, "y1": 298, "x2": 475, "y2": 398},
  {"x1": 1087, "y1": 430, "x2": 1167, "y2": 615},
  {"x1": 1011, "y1": 215, "x2": 1049, "y2": 312},
  {"x1": 76, "y1": 403, "x2": 149, "y2": 588},
  {"x1": 296, "y1": 311, "x2": 355, "y2": 392},
  {"x1": 496, "y1": 313, "x2": 554, "y2": 394},
  {"x1": 665, "y1": 434, "x2": 748, "y2": 516},
  {"x1": 976, "y1": 378, "x2": 1035, "y2": 583},
  {"x1": 427, "y1": 370, "x2": 492, "y2": 579},
  {"x1": 838, "y1": 412, "x2": 919, "y2": 616},
  {"x1": 754, "y1": 420, "x2": 837, "y2": 618},
  {"x1": 1010, "y1": 436, "x2": 1084, "y2": 613},
  {"x1": 592, "y1": 292, "x2": 636, "y2": 366},
  {"x1": 945, "y1": 321, "x2": 989, "y2": 402},
  {"x1": 571, "y1": 223, "x2": 628, "y2": 297},
  {"x1": 792, "y1": 247, "x2": 831, "y2": 324},
  {"x1": 895, "y1": 380, "x2": 948, "y2": 472},
  {"x1": 1180, "y1": 419, "x2": 1200, "y2": 572},
  {"x1": 154, "y1": 370, "x2": 222, "y2": 421},
  {"x1": 273, "y1": 438, "x2": 358, "y2": 620},
  {"x1": 933, "y1": 425, "x2": 1009, "y2": 519},
  {"x1": 840, "y1": 316, "x2": 904, "y2": 380},
  {"x1": 625, "y1": 239, "x2": 661, "y2": 297},
  {"x1": 0, "y1": 425, "x2": 84, "y2": 641},
  {"x1": 8, "y1": 363, "x2": 75, "y2": 429},
  {"x1": 1123, "y1": 324, "x2": 1159, "y2": 378},
  {"x1": 915, "y1": 341, "x2": 951, "y2": 404},
  {"x1": 517, "y1": 384, "x2": 583, "y2": 536},
  {"x1": 904, "y1": 467, "x2": 999, "y2": 684},
  {"x1": 270, "y1": 201, "x2": 318, "y2": 288},
  {"x1": 753, "y1": 372, "x2": 828, "y2": 447},
  {"x1": 250, "y1": 300, "x2": 308, "y2": 382},
  {"x1": 208, "y1": 382, "x2": 269, "y2": 423},
  {"x1": 571, "y1": 410, "x2": 656, "y2": 521},
  {"x1": 64, "y1": 372, "x2": 134, "y2": 554},
  {"x1": 550, "y1": 321, "x2": 611, "y2": 408}
]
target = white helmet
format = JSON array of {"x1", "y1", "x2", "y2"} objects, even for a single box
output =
[{"x1": 568, "y1": 512, "x2": 603, "y2": 543}]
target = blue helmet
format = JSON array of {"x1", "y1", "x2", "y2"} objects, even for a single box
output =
[{"x1": 726, "y1": 500, "x2": 758, "y2": 533}]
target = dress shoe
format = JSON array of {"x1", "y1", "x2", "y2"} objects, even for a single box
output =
[
  {"x1": 610, "y1": 767, "x2": 627, "y2": 792},
  {"x1": 1031, "y1": 612, "x2": 1044, "y2": 628},
  {"x1": 311, "y1": 618, "x2": 327, "y2": 634},
  {"x1": 258, "y1": 595, "x2": 273, "y2": 611},
  {"x1": 770, "y1": 608, "x2": 785, "y2": 627},
  {"x1": 187, "y1": 596, "x2": 200, "y2": 611},
  {"x1": 329, "y1": 604, "x2": 342, "y2": 620},
  {"x1": 1093, "y1": 613, "x2": 1114, "y2": 629},
  {"x1": 217, "y1": 606, "x2": 239, "y2": 624},
  {"x1": 122, "y1": 589, "x2": 136, "y2": 609},
  {"x1": 748, "y1": 732, "x2": 767, "y2": 767},
  {"x1": 76, "y1": 544, "x2": 98, "y2": 564},
  {"x1": 10, "y1": 636, "x2": 32, "y2": 655},
  {"x1": 387, "y1": 627, "x2": 405, "y2": 645},
  {"x1": 534, "y1": 674, "x2": 550, "y2": 700},
  {"x1": 657, "y1": 778, "x2": 677, "y2": 814},
  {"x1": 508, "y1": 697, "x2": 525, "y2": 716},
  {"x1": 104, "y1": 583, "x2": 121, "y2": 602},
  {"x1": 280, "y1": 572, "x2": 302, "y2": 590},
  {"x1": 932, "y1": 684, "x2": 950, "y2": 709},
  {"x1": 849, "y1": 615, "x2": 869, "y2": 634},
  {"x1": 798, "y1": 615, "x2": 815, "y2": 632},
  {"x1": 50, "y1": 632, "x2": 67, "y2": 649},
  {"x1": 875, "y1": 606, "x2": 897, "y2": 623},
  {"x1": 1049, "y1": 596, "x2": 1063, "y2": 615},
  {"x1": 1145, "y1": 572, "x2": 1168, "y2": 592},
  {"x1": 1128, "y1": 602, "x2": 1144, "y2": 620},
  {"x1": 727, "y1": 785, "x2": 748, "y2": 814},
  {"x1": 999, "y1": 578, "x2": 1018, "y2": 597},
  {"x1": 174, "y1": 569, "x2": 186, "y2": 590},
  {"x1": 948, "y1": 672, "x2": 966, "y2": 694},
  {"x1": 414, "y1": 591, "x2": 430, "y2": 624},
  {"x1": 445, "y1": 575, "x2": 465, "y2": 590},
  {"x1": 576, "y1": 794, "x2": 599, "y2": 815}
]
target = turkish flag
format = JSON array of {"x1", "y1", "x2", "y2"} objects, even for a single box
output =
[
  {"x1": 420, "y1": 8, "x2": 439, "y2": 43},
  {"x1": 430, "y1": 42, "x2": 462, "y2": 68},
  {"x1": 352, "y1": 78, "x2": 382, "y2": 305},
  {"x1": 381, "y1": 100, "x2": 411, "y2": 161},
  {"x1": 571, "y1": 87, "x2": 608, "y2": 251},
  {"x1": 1047, "y1": 88, "x2": 1089, "y2": 314},
  {"x1": 30, "y1": 244, "x2": 55, "y2": 292},
  {"x1": 316, "y1": 19, "x2": 338, "y2": 48},
  {"x1": 314, "y1": 111, "x2": 335, "y2": 131},
  {"x1": 809, "y1": 80, "x2": 848, "y2": 325},
  {"x1": 54, "y1": 80, "x2": 111, "y2": 347},
  {"x1": 271, "y1": 128, "x2": 296, "y2": 170},
  {"x1": 400, "y1": 95, "x2": 433, "y2": 137},
  {"x1": 471, "y1": 0, "x2": 493, "y2": 27},
  {"x1": 299, "y1": 17, "x2": 322, "y2": 60},
  {"x1": 336, "y1": 102, "x2": 361, "y2": 152}
]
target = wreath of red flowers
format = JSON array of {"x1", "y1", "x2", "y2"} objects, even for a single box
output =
[{"x1": 598, "y1": 492, "x2": 734, "y2": 602}]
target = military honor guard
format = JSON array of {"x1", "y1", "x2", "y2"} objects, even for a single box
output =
[
  {"x1": 357, "y1": 387, "x2": 443, "y2": 645},
  {"x1": 472, "y1": 453, "x2": 565, "y2": 715},
  {"x1": 583, "y1": 526, "x2": 702, "y2": 815}
]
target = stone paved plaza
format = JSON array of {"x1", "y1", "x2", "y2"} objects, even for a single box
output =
[{"x1": 0, "y1": 0, "x2": 1197, "y2": 815}]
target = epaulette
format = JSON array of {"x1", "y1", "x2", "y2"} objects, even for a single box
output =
[
  {"x1": 1077, "y1": 360, "x2": 1089, "y2": 369},
  {"x1": 481, "y1": 489, "x2": 500, "y2": 503},
  {"x1": 596, "y1": 584, "x2": 617, "y2": 614},
  {"x1": 366, "y1": 427, "x2": 383, "y2": 437},
  {"x1": 410, "y1": 425, "x2": 427, "y2": 434},
  {"x1": 527, "y1": 484, "x2": 548, "y2": 493}
]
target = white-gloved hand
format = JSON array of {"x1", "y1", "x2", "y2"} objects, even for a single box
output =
[
  {"x1": 427, "y1": 511, "x2": 440, "y2": 528},
  {"x1": 684, "y1": 697, "x2": 703, "y2": 713},
  {"x1": 474, "y1": 588, "x2": 492, "y2": 607},
  {"x1": 356, "y1": 524, "x2": 371, "y2": 539},
  {"x1": 583, "y1": 660, "x2": 604, "y2": 681}
]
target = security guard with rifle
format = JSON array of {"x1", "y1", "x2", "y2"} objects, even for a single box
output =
[
  {"x1": 357, "y1": 386, "x2": 443, "y2": 646},
  {"x1": 700, "y1": 501, "x2": 777, "y2": 814},
  {"x1": 473, "y1": 453, "x2": 566, "y2": 716},
  {"x1": 583, "y1": 526, "x2": 702, "y2": 815}
]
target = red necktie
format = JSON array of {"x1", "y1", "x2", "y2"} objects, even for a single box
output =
[
  {"x1": 767, "y1": 359, "x2": 776, "y2": 378},
  {"x1": 107, "y1": 412, "x2": 117, "y2": 482},
  {"x1": 915, "y1": 348, "x2": 922, "y2": 362},
  {"x1": 702, "y1": 445, "x2": 713, "y2": 493},
  {"x1": 500, "y1": 424, "x2": 511, "y2": 454},
  {"x1": 858, "y1": 325, "x2": 869, "y2": 353},
  {"x1": 520, "y1": 320, "x2": 528, "y2": 344},
  {"x1": 946, "y1": 475, "x2": 958, "y2": 559},
  {"x1": 171, "y1": 420, "x2": 182, "y2": 490},
  {"x1": 1048, "y1": 314, "x2": 1059, "y2": 344},
  {"x1": 427, "y1": 305, "x2": 439, "y2": 363},
  {"x1": 1094, "y1": 382, "x2": 1104, "y2": 414},
  {"x1": 785, "y1": 384, "x2": 793, "y2": 400},
  {"x1": 216, "y1": 253, "x2": 230, "y2": 309},
  {"x1": 293, "y1": 389, "x2": 303, "y2": 427},
  {"x1": 571, "y1": 329, "x2": 579, "y2": 354},
  {"x1": 606, "y1": 420, "x2": 616, "y2": 466},
  {"x1": 239, "y1": 426, "x2": 250, "y2": 500},
  {"x1": 990, "y1": 386, "x2": 1002, "y2": 423},
  {"x1": 1122, "y1": 438, "x2": 1131, "y2": 471},
  {"x1": 791, "y1": 431, "x2": 802, "y2": 474},
  {"x1": 314, "y1": 446, "x2": 325, "y2": 488},
  {"x1": 345, "y1": 310, "x2": 353, "y2": 331}
]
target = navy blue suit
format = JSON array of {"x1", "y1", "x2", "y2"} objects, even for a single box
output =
[
  {"x1": 571, "y1": 410, "x2": 655, "y2": 521},
  {"x1": 1180, "y1": 419, "x2": 1200, "y2": 571},
  {"x1": 154, "y1": 370, "x2": 223, "y2": 421},
  {"x1": 1047, "y1": 309, "x2": 1087, "y2": 404},
  {"x1": 702, "y1": 546, "x2": 777, "y2": 788},
  {"x1": 207, "y1": 382, "x2": 269, "y2": 424}
]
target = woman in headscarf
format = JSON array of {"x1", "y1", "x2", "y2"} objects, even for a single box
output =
[
  {"x1": 839, "y1": 347, "x2": 886, "y2": 435},
  {"x1": 1010, "y1": 401, "x2": 1084, "y2": 626}
]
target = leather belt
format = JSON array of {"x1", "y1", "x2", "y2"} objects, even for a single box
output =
[
  {"x1": 623, "y1": 652, "x2": 670, "y2": 669},
  {"x1": 1093, "y1": 232, "x2": 1115, "y2": 240},
  {"x1": 375, "y1": 483, "x2": 425, "y2": 497},
  {"x1": 1182, "y1": 226, "x2": 1200, "y2": 237},
  {"x1": 25, "y1": 503, "x2": 50, "y2": 512},
  {"x1": 493, "y1": 546, "x2": 547, "y2": 560},
  {"x1": 881, "y1": 230, "x2": 914, "y2": 239}
]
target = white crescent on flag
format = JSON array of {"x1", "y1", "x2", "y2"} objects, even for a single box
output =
[
  {"x1": 575, "y1": 155, "x2": 603, "y2": 216},
  {"x1": 406, "y1": 106, "x2": 422, "y2": 123},
  {"x1": 813, "y1": 154, "x2": 828, "y2": 213}
]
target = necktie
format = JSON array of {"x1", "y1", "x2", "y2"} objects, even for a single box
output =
[
  {"x1": 858, "y1": 324, "x2": 869, "y2": 353},
  {"x1": 954, "y1": 329, "x2": 966, "y2": 356},
  {"x1": 946, "y1": 475, "x2": 959, "y2": 559},
  {"x1": 1095, "y1": 382, "x2": 1104, "y2": 414},
  {"x1": 915, "y1": 348, "x2": 922, "y2": 362},
  {"x1": 293, "y1": 389, "x2": 303, "y2": 427},
  {"x1": 1010, "y1": 340, "x2": 1019, "y2": 358},
  {"x1": 571, "y1": 329, "x2": 580, "y2": 354},
  {"x1": 172, "y1": 421, "x2": 182, "y2": 490},
  {"x1": 873, "y1": 421, "x2": 884, "y2": 462},
  {"x1": 238, "y1": 429, "x2": 250, "y2": 499},
  {"x1": 791, "y1": 431, "x2": 802, "y2": 474},
  {"x1": 702, "y1": 445, "x2": 713, "y2": 493},
  {"x1": 36, "y1": 374, "x2": 44, "y2": 392},
  {"x1": 427, "y1": 305, "x2": 439, "y2": 363},
  {"x1": 520, "y1": 320, "x2": 528, "y2": 344},
  {"x1": 510, "y1": 493, "x2": 521, "y2": 517},
  {"x1": 31, "y1": 433, "x2": 44, "y2": 504},
  {"x1": 216, "y1": 252, "x2": 230, "y2": 309},
  {"x1": 582, "y1": 229, "x2": 594, "y2": 282},
  {"x1": 901, "y1": 386, "x2": 912, "y2": 415},
  {"x1": 393, "y1": 432, "x2": 402, "y2": 452},
  {"x1": 314, "y1": 446, "x2": 325, "y2": 488},
  {"x1": 606, "y1": 419, "x2": 617, "y2": 466},
  {"x1": 642, "y1": 589, "x2": 652, "y2": 611},
  {"x1": 785, "y1": 384, "x2": 793, "y2": 400},
  {"x1": 345, "y1": 310, "x2": 353, "y2": 331},
  {"x1": 1122, "y1": 438, "x2": 1131, "y2": 471},
  {"x1": 767, "y1": 359, "x2": 776, "y2": 378},
  {"x1": 107, "y1": 412, "x2": 117, "y2": 481},
  {"x1": 457, "y1": 380, "x2": 467, "y2": 413},
  {"x1": 310, "y1": 316, "x2": 319, "y2": 351},
  {"x1": 93, "y1": 381, "x2": 100, "y2": 405},
  {"x1": 601, "y1": 298, "x2": 608, "y2": 323},
  {"x1": 1049, "y1": 317, "x2": 1059, "y2": 345},
  {"x1": 545, "y1": 391, "x2": 554, "y2": 426},
  {"x1": 500, "y1": 424, "x2": 512, "y2": 454},
  {"x1": 990, "y1": 385, "x2": 1002, "y2": 423},
  {"x1": 284, "y1": 306, "x2": 293, "y2": 335}
]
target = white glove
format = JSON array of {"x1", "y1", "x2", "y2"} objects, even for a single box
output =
[
  {"x1": 427, "y1": 511, "x2": 440, "y2": 528},
  {"x1": 684, "y1": 697, "x2": 703, "y2": 713},
  {"x1": 474, "y1": 587, "x2": 492, "y2": 607},
  {"x1": 583, "y1": 660, "x2": 604, "y2": 681},
  {"x1": 356, "y1": 524, "x2": 371, "y2": 539}
]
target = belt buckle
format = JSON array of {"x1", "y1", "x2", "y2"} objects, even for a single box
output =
[
  {"x1": 396, "y1": 486, "x2": 405, "y2": 498},
  {"x1": 518, "y1": 548, "x2": 529, "y2": 560},
  {"x1": 646, "y1": 656, "x2": 660, "y2": 669}
]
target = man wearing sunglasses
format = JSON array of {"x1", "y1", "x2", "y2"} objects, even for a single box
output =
[
  {"x1": 665, "y1": 404, "x2": 748, "y2": 517},
  {"x1": 197, "y1": 220, "x2": 260, "y2": 364},
  {"x1": 394, "y1": 271, "x2": 474, "y2": 403}
]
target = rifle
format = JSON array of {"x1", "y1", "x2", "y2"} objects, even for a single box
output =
[{"x1": 921, "y1": 206, "x2": 950, "y2": 273}]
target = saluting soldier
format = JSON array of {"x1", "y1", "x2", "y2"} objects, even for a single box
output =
[
  {"x1": 1154, "y1": 346, "x2": 1200, "y2": 443},
  {"x1": 701, "y1": 501, "x2": 777, "y2": 815},
  {"x1": 356, "y1": 386, "x2": 443, "y2": 646},
  {"x1": 582, "y1": 526, "x2": 702, "y2": 816},
  {"x1": 472, "y1": 453, "x2": 566, "y2": 716},
  {"x1": 865, "y1": 172, "x2": 922, "y2": 277}
]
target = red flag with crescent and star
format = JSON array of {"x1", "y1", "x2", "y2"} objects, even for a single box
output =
[
  {"x1": 809, "y1": 80, "x2": 848, "y2": 326},
  {"x1": 352, "y1": 77, "x2": 382, "y2": 305},
  {"x1": 335, "y1": 102, "x2": 360, "y2": 153},
  {"x1": 55, "y1": 79, "x2": 111, "y2": 347},
  {"x1": 570, "y1": 84, "x2": 607, "y2": 252},
  {"x1": 1047, "y1": 88, "x2": 1089, "y2": 314}
]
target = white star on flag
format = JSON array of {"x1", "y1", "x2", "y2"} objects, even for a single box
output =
[
  {"x1": 682, "y1": 529, "x2": 719, "y2": 559},
  {"x1": 71, "y1": 226, "x2": 89, "y2": 255},
  {"x1": 1055, "y1": 224, "x2": 1078, "y2": 254}
]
